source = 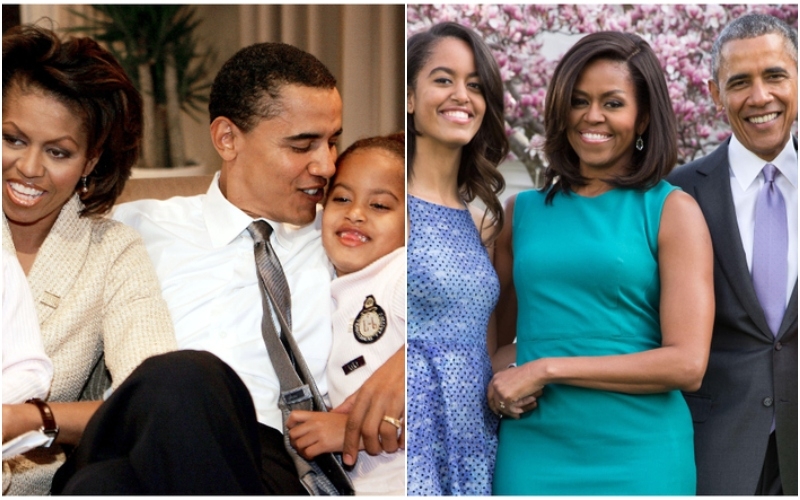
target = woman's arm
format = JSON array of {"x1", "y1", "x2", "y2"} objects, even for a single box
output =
[
  {"x1": 470, "y1": 204, "x2": 505, "y2": 359},
  {"x1": 3, "y1": 401, "x2": 102, "y2": 445},
  {"x1": 4, "y1": 227, "x2": 177, "y2": 446},
  {"x1": 491, "y1": 343, "x2": 517, "y2": 374},
  {"x1": 488, "y1": 195, "x2": 542, "y2": 417},
  {"x1": 492, "y1": 195, "x2": 518, "y2": 354},
  {"x1": 100, "y1": 227, "x2": 177, "y2": 389},
  {"x1": 488, "y1": 191, "x2": 714, "y2": 412}
]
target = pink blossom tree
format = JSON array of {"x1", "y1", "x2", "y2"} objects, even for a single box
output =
[{"x1": 407, "y1": 4, "x2": 798, "y2": 186}]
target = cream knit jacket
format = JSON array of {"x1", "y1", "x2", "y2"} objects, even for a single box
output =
[{"x1": 3, "y1": 195, "x2": 177, "y2": 495}]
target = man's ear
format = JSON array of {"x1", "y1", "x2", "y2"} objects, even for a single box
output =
[
  {"x1": 708, "y1": 79, "x2": 724, "y2": 113},
  {"x1": 210, "y1": 116, "x2": 239, "y2": 162}
]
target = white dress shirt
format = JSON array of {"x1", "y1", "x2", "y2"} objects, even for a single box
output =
[
  {"x1": 728, "y1": 135, "x2": 798, "y2": 306},
  {"x1": 2, "y1": 248, "x2": 53, "y2": 404},
  {"x1": 113, "y1": 173, "x2": 333, "y2": 431}
]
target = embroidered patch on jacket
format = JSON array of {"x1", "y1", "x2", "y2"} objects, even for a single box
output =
[{"x1": 353, "y1": 295, "x2": 386, "y2": 344}]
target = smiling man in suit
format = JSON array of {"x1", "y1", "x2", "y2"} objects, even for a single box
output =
[{"x1": 668, "y1": 13, "x2": 797, "y2": 496}]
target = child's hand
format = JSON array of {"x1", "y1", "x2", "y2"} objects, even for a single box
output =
[{"x1": 286, "y1": 410, "x2": 351, "y2": 460}]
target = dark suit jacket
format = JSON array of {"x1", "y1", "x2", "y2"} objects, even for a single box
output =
[{"x1": 667, "y1": 138, "x2": 798, "y2": 495}]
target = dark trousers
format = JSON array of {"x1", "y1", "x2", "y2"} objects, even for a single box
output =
[
  {"x1": 756, "y1": 432, "x2": 783, "y2": 495},
  {"x1": 52, "y1": 350, "x2": 306, "y2": 495}
]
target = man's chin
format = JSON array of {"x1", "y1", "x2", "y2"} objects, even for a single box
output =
[
  {"x1": 284, "y1": 212, "x2": 317, "y2": 227},
  {"x1": 748, "y1": 137, "x2": 791, "y2": 161}
]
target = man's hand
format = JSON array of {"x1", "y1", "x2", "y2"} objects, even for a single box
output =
[{"x1": 332, "y1": 347, "x2": 405, "y2": 466}]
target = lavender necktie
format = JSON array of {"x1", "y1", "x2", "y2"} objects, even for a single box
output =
[{"x1": 752, "y1": 164, "x2": 788, "y2": 337}]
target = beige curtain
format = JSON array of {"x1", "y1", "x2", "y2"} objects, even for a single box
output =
[
  {"x1": 20, "y1": 4, "x2": 94, "y2": 30},
  {"x1": 236, "y1": 4, "x2": 404, "y2": 149},
  {"x1": 20, "y1": 4, "x2": 405, "y2": 170}
]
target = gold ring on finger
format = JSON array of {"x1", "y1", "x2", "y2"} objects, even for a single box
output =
[{"x1": 382, "y1": 415, "x2": 403, "y2": 429}]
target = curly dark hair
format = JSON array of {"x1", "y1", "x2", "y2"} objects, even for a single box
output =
[
  {"x1": 335, "y1": 131, "x2": 404, "y2": 170},
  {"x1": 2, "y1": 24, "x2": 143, "y2": 217},
  {"x1": 542, "y1": 31, "x2": 677, "y2": 204},
  {"x1": 407, "y1": 22, "x2": 508, "y2": 242},
  {"x1": 209, "y1": 42, "x2": 337, "y2": 132}
]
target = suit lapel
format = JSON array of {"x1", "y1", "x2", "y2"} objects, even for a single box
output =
[
  {"x1": 779, "y1": 282, "x2": 798, "y2": 340},
  {"x1": 8, "y1": 196, "x2": 93, "y2": 325},
  {"x1": 692, "y1": 143, "x2": 775, "y2": 340},
  {"x1": 777, "y1": 137, "x2": 798, "y2": 340}
]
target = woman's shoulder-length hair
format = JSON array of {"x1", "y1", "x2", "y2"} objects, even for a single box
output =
[
  {"x1": 407, "y1": 22, "x2": 509, "y2": 242},
  {"x1": 542, "y1": 31, "x2": 677, "y2": 203}
]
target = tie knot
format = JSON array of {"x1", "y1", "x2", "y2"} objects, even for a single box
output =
[
  {"x1": 247, "y1": 220, "x2": 274, "y2": 245},
  {"x1": 763, "y1": 164, "x2": 778, "y2": 183}
]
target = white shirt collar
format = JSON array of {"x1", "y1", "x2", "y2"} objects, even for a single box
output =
[
  {"x1": 729, "y1": 134, "x2": 798, "y2": 191},
  {"x1": 201, "y1": 171, "x2": 322, "y2": 252}
]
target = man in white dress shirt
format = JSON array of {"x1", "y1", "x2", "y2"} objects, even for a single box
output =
[
  {"x1": 668, "y1": 13, "x2": 797, "y2": 495},
  {"x1": 55, "y1": 42, "x2": 403, "y2": 494},
  {"x1": 117, "y1": 42, "x2": 344, "y2": 494}
]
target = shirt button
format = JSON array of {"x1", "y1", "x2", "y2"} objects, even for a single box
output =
[
  {"x1": 775, "y1": 342, "x2": 783, "y2": 351},
  {"x1": 763, "y1": 397, "x2": 774, "y2": 407}
]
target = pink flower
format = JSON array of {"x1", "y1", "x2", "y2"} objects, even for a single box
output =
[{"x1": 407, "y1": 3, "x2": 797, "y2": 174}]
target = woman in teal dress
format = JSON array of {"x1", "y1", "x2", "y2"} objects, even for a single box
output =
[{"x1": 489, "y1": 32, "x2": 715, "y2": 495}]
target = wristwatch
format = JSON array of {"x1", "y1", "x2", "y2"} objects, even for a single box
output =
[{"x1": 25, "y1": 398, "x2": 59, "y2": 447}]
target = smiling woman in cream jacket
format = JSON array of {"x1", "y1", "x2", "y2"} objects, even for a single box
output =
[{"x1": 2, "y1": 25, "x2": 176, "y2": 494}]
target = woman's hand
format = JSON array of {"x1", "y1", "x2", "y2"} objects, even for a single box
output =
[
  {"x1": 487, "y1": 362, "x2": 545, "y2": 419},
  {"x1": 507, "y1": 394, "x2": 540, "y2": 415},
  {"x1": 2, "y1": 403, "x2": 41, "y2": 443},
  {"x1": 286, "y1": 410, "x2": 354, "y2": 460}
]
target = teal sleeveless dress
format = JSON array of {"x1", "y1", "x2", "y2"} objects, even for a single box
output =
[{"x1": 493, "y1": 181, "x2": 696, "y2": 495}]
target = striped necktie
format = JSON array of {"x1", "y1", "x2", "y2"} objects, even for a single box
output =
[{"x1": 247, "y1": 220, "x2": 354, "y2": 495}]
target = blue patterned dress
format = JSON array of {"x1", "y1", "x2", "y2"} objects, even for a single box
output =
[{"x1": 407, "y1": 195, "x2": 500, "y2": 495}]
